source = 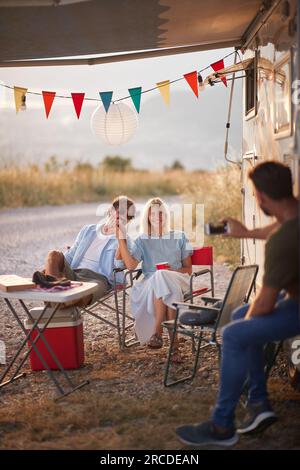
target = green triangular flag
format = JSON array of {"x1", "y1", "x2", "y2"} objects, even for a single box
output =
[{"x1": 128, "y1": 87, "x2": 142, "y2": 113}]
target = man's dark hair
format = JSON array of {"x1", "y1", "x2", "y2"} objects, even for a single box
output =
[
  {"x1": 112, "y1": 195, "x2": 136, "y2": 220},
  {"x1": 248, "y1": 161, "x2": 293, "y2": 200}
]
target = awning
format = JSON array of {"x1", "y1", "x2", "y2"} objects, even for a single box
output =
[{"x1": 0, "y1": 0, "x2": 267, "y2": 67}]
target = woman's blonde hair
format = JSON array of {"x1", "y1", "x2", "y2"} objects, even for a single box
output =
[{"x1": 140, "y1": 197, "x2": 171, "y2": 236}]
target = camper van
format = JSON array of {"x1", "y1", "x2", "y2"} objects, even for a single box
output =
[
  {"x1": 0, "y1": 0, "x2": 299, "y2": 388},
  {"x1": 240, "y1": 0, "x2": 300, "y2": 389}
]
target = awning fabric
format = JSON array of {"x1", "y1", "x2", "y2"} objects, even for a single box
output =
[{"x1": 0, "y1": 0, "x2": 263, "y2": 64}]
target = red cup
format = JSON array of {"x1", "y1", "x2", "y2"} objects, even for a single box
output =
[{"x1": 156, "y1": 262, "x2": 170, "y2": 270}]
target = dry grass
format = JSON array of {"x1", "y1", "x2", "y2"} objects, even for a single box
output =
[
  {"x1": 184, "y1": 165, "x2": 242, "y2": 265},
  {"x1": 0, "y1": 166, "x2": 184, "y2": 208}
]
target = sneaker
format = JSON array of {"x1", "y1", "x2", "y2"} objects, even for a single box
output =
[
  {"x1": 237, "y1": 401, "x2": 278, "y2": 435},
  {"x1": 176, "y1": 421, "x2": 239, "y2": 448}
]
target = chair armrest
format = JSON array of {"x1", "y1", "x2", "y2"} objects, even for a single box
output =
[
  {"x1": 124, "y1": 268, "x2": 143, "y2": 284},
  {"x1": 113, "y1": 267, "x2": 126, "y2": 273},
  {"x1": 172, "y1": 301, "x2": 220, "y2": 313},
  {"x1": 191, "y1": 268, "x2": 210, "y2": 278},
  {"x1": 201, "y1": 296, "x2": 223, "y2": 304}
]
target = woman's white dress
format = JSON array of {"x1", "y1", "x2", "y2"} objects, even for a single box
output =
[
  {"x1": 129, "y1": 231, "x2": 193, "y2": 345},
  {"x1": 131, "y1": 269, "x2": 190, "y2": 345}
]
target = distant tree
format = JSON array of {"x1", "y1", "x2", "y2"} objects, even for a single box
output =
[
  {"x1": 102, "y1": 155, "x2": 133, "y2": 172},
  {"x1": 165, "y1": 159, "x2": 185, "y2": 171},
  {"x1": 74, "y1": 161, "x2": 94, "y2": 172}
]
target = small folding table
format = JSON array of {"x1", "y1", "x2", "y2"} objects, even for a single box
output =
[{"x1": 0, "y1": 281, "x2": 99, "y2": 399}]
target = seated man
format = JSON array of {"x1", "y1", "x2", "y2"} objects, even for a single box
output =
[
  {"x1": 42, "y1": 195, "x2": 136, "y2": 307},
  {"x1": 176, "y1": 161, "x2": 299, "y2": 447}
]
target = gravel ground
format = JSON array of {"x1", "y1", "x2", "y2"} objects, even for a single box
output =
[{"x1": 0, "y1": 203, "x2": 299, "y2": 450}]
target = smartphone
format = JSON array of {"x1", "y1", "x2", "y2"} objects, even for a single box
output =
[{"x1": 205, "y1": 222, "x2": 228, "y2": 235}]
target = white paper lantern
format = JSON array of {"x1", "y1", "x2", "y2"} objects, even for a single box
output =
[{"x1": 91, "y1": 102, "x2": 138, "y2": 145}]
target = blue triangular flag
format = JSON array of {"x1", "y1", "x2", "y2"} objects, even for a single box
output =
[{"x1": 100, "y1": 91, "x2": 113, "y2": 112}]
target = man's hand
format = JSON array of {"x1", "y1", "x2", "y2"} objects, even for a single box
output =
[
  {"x1": 245, "y1": 286, "x2": 280, "y2": 319},
  {"x1": 221, "y1": 217, "x2": 249, "y2": 238}
]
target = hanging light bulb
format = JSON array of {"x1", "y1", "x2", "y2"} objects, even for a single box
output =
[
  {"x1": 90, "y1": 102, "x2": 138, "y2": 145},
  {"x1": 20, "y1": 94, "x2": 27, "y2": 111},
  {"x1": 197, "y1": 73, "x2": 205, "y2": 92}
]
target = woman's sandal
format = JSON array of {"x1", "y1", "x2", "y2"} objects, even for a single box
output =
[{"x1": 148, "y1": 333, "x2": 163, "y2": 349}]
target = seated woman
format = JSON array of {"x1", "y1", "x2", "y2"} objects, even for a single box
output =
[{"x1": 117, "y1": 197, "x2": 192, "y2": 361}]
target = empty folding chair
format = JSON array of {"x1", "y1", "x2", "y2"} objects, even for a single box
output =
[{"x1": 162, "y1": 264, "x2": 258, "y2": 386}]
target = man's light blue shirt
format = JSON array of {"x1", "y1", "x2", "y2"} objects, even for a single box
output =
[{"x1": 64, "y1": 224, "x2": 131, "y2": 285}]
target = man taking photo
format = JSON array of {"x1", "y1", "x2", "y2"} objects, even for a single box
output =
[{"x1": 176, "y1": 160, "x2": 299, "y2": 447}]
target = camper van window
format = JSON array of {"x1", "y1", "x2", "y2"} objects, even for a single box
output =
[
  {"x1": 245, "y1": 61, "x2": 256, "y2": 117},
  {"x1": 274, "y1": 54, "x2": 292, "y2": 137}
]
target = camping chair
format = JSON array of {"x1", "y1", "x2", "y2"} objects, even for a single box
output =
[
  {"x1": 184, "y1": 246, "x2": 214, "y2": 303},
  {"x1": 162, "y1": 264, "x2": 258, "y2": 387},
  {"x1": 80, "y1": 267, "x2": 142, "y2": 351}
]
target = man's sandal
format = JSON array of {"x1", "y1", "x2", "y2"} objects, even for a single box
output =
[{"x1": 148, "y1": 333, "x2": 163, "y2": 349}]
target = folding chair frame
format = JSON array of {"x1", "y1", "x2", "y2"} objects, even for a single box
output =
[
  {"x1": 184, "y1": 246, "x2": 215, "y2": 304},
  {"x1": 80, "y1": 267, "x2": 142, "y2": 350},
  {"x1": 162, "y1": 264, "x2": 258, "y2": 387}
]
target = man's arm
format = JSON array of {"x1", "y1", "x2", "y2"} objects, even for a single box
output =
[
  {"x1": 116, "y1": 222, "x2": 139, "y2": 270},
  {"x1": 222, "y1": 218, "x2": 279, "y2": 240},
  {"x1": 245, "y1": 285, "x2": 280, "y2": 319},
  {"x1": 118, "y1": 238, "x2": 139, "y2": 270}
]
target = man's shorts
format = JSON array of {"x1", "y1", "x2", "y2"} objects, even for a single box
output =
[{"x1": 63, "y1": 258, "x2": 111, "y2": 304}]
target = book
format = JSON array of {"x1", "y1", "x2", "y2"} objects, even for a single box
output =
[{"x1": 0, "y1": 274, "x2": 36, "y2": 292}]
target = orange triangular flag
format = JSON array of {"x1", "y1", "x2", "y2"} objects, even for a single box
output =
[
  {"x1": 183, "y1": 71, "x2": 198, "y2": 98},
  {"x1": 42, "y1": 91, "x2": 56, "y2": 118},
  {"x1": 14, "y1": 86, "x2": 28, "y2": 113},
  {"x1": 71, "y1": 92, "x2": 85, "y2": 119},
  {"x1": 156, "y1": 80, "x2": 170, "y2": 106}
]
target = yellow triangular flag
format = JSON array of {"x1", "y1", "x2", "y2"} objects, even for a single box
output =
[
  {"x1": 156, "y1": 80, "x2": 170, "y2": 106},
  {"x1": 14, "y1": 86, "x2": 28, "y2": 113}
]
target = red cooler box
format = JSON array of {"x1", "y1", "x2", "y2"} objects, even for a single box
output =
[{"x1": 25, "y1": 307, "x2": 84, "y2": 371}]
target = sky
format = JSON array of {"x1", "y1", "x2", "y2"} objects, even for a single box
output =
[{"x1": 0, "y1": 47, "x2": 243, "y2": 170}]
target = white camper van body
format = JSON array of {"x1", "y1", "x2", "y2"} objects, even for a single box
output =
[{"x1": 241, "y1": 0, "x2": 299, "y2": 286}]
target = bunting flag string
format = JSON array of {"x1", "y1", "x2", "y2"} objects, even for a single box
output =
[{"x1": 0, "y1": 50, "x2": 239, "y2": 118}]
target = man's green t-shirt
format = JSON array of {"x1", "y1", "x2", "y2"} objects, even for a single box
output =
[{"x1": 263, "y1": 217, "x2": 299, "y2": 300}]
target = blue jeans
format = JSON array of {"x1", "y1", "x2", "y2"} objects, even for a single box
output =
[{"x1": 212, "y1": 296, "x2": 300, "y2": 429}]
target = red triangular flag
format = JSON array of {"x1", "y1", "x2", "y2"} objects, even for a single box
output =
[
  {"x1": 211, "y1": 59, "x2": 227, "y2": 87},
  {"x1": 183, "y1": 71, "x2": 199, "y2": 98},
  {"x1": 42, "y1": 91, "x2": 56, "y2": 118},
  {"x1": 71, "y1": 92, "x2": 85, "y2": 119}
]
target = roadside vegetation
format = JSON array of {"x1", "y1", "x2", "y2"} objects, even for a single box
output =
[{"x1": 0, "y1": 155, "x2": 242, "y2": 263}]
